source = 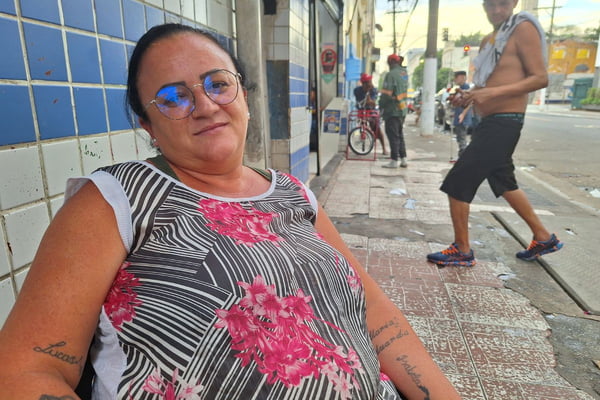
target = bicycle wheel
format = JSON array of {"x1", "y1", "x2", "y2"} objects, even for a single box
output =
[{"x1": 347, "y1": 126, "x2": 375, "y2": 155}]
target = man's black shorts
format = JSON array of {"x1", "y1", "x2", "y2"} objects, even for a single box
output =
[{"x1": 440, "y1": 114, "x2": 524, "y2": 203}]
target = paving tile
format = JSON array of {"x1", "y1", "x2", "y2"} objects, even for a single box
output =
[
  {"x1": 406, "y1": 316, "x2": 475, "y2": 376},
  {"x1": 460, "y1": 322, "x2": 566, "y2": 386},
  {"x1": 481, "y1": 379, "x2": 596, "y2": 400},
  {"x1": 438, "y1": 260, "x2": 505, "y2": 288},
  {"x1": 381, "y1": 279, "x2": 454, "y2": 319},
  {"x1": 415, "y1": 209, "x2": 453, "y2": 224},
  {"x1": 368, "y1": 238, "x2": 431, "y2": 257},
  {"x1": 446, "y1": 374, "x2": 487, "y2": 400},
  {"x1": 447, "y1": 284, "x2": 549, "y2": 330}
]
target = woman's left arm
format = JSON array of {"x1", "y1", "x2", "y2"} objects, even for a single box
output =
[{"x1": 314, "y1": 205, "x2": 462, "y2": 400}]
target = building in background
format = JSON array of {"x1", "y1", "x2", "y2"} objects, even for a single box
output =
[{"x1": 0, "y1": 0, "x2": 378, "y2": 325}]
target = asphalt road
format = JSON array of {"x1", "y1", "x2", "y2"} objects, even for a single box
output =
[{"x1": 518, "y1": 106, "x2": 600, "y2": 213}]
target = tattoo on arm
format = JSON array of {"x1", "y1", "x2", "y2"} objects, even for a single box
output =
[
  {"x1": 374, "y1": 330, "x2": 409, "y2": 354},
  {"x1": 396, "y1": 355, "x2": 431, "y2": 400},
  {"x1": 369, "y1": 318, "x2": 409, "y2": 354},
  {"x1": 33, "y1": 341, "x2": 83, "y2": 367},
  {"x1": 38, "y1": 396, "x2": 75, "y2": 400},
  {"x1": 369, "y1": 318, "x2": 398, "y2": 340}
]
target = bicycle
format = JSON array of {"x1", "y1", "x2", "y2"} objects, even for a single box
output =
[{"x1": 347, "y1": 108, "x2": 379, "y2": 156}]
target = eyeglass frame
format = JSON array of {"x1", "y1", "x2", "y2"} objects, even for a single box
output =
[{"x1": 143, "y1": 68, "x2": 243, "y2": 120}]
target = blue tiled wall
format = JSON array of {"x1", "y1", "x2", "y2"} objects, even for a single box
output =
[
  {"x1": 62, "y1": 0, "x2": 95, "y2": 31},
  {"x1": 23, "y1": 23, "x2": 68, "y2": 81},
  {"x1": 0, "y1": 18, "x2": 26, "y2": 79},
  {"x1": 0, "y1": 85, "x2": 36, "y2": 145},
  {"x1": 33, "y1": 85, "x2": 76, "y2": 140},
  {"x1": 67, "y1": 32, "x2": 102, "y2": 84}
]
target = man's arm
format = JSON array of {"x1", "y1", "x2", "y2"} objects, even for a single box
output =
[{"x1": 463, "y1": 21, "x2": 548, "y2": 106}]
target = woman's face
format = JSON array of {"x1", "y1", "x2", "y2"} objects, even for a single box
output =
[{"x1": 137, "y1": 32, "x2": 248, "y2": 167}]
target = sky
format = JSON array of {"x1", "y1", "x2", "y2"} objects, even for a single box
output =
[{"x1": 374, "y1": 0, "x2": 600, "y2": 55}]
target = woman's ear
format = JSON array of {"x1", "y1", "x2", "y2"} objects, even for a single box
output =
[{"x1": 139, "y1": 116, "x2": 153, "y2": 135}]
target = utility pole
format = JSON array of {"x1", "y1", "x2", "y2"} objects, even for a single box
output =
[
  {"x1": 536, "y1": 0, "x2": 560, "y2": 110},
  {"x1": 387, "y1": 0, "x2": 406, "y2": 54},
  {"x1": 420, "y1": 0, "x2": 438, "y2": 136}
]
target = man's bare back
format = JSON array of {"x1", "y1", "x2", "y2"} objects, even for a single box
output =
[{"x1": 462, "y1": 15, "x2": 548, "y2": 117}]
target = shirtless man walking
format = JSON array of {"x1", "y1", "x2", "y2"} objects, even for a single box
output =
[{"x1": 427, "y1": 0, "x2": 563, "y2": 267}]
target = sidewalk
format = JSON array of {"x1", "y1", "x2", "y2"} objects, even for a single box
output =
[{"x1": 312, "y1": 124, "x2": 596, "y2": 399}]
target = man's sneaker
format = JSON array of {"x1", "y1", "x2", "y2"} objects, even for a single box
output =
[
  {"x1": 427, "y1": 243, "x2": 476, "y2": 267},
  {"x1": 382, "y1": 160, "x2": 399, "y2": 168},
  {"x1": 400, "y1": 158, "x2": 408, "y2": 168},
  {"x1": 516, "y1": 233, "x2": 563, "y2": 261}
]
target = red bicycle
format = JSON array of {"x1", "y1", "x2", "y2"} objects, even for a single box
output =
[{"x1": 347, "y1": 109, "x2": 379, "y2": 155}]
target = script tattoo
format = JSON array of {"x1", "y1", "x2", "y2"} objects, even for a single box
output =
[
  {"x1": 33, "y1": 341, "x2": 82, "y2": 366},
  {"x1": 373, "y1": 330, "x2": 409, "y2": 354},
  {"x1": 369, "y1": 318, "x2": 398, "y2": 340},
  {"x1": 38, "y1": 396, "x2": 75, "y2": 400},
  {"x1": 396, "y1": 355, "x2": 430, "y2": 400}
]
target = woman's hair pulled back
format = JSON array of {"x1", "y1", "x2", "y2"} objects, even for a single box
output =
[{"x1": 126, "y1": 23, "x2": 246, "y2": 121}]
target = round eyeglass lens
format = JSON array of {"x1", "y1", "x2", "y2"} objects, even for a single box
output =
[
  {"x1": 154, "y1": 85, "x2": 194, "y2": 120},
  {"x1": 204, "y1": 70, "x2": 239, "y2": 105}
]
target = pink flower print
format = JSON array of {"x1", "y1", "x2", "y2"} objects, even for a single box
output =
[
  {"x1": 283, "y1": 173, "x2": 311, "y2": 203},
  {"x1": 142, "y1": 368, "x2": 203, "y2": 399},
  {"x1": 197, "y1": 199, "x2": 284, "y2": 246},
  {"x1": 104, "y1": 262, "x2": 142, "y2": 331},
  {"x1": 215, "y1": 275, "x2": 363, "y2": 399},
  {"x1": 239, "y1": 275, "x2": 289, "y2": 322},
  {"x1": 347, "y1": 274, "x2": 362, "y2": 294},
  {"x1": 380, "y1": 372, "x2": 391, "y2": 381}
]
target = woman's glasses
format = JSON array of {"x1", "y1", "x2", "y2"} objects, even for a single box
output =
[{"x1": 145, "y1": 69, "x2": 242, "y2": 120}]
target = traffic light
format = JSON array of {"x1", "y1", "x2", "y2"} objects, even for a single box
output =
[
  {"x1": 463, "y1": 44, "x2": 470, "y2": 56},
  {"x1": 442, "y1": 28, "x2": 449, "y2": 41}
]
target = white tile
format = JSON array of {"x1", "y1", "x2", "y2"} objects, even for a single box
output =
[
  {"x1": 80, "y1": 136, "x2": 112, "y2": 174},
  {"x1": 273, "y1": 26, "x2": 289, "y2": 44},
  {"x1": 0, "y1": 146, "x2": 44, "y2": 210},
  {"x1": 49, "y1": 195, "x2": 64, "y2": 219},
  {"x1": 134, "y1": 131, "x2": 159, "y2": 159},
  {"x1": 110, "y1": 131, "x2": 138, "y2": 163},
  {"x1": 145, "y1": 0, "x2": 163, "y2": 7},
  {"x1": 0, "y1": 278, "x2": 16, "y2": 328},
  {"x1": 41, "y1": 140, "x2": 83, "y2": 196},
  {"x1": 207, "y1": 0, "x2": 231, "y2": 34},
  {"x1": 181, "y1": 0, "x2": 195, "y2": 19},
  {"x1": 274, "y1": 9, "x2": 289, "y2": 27},
  {"x1": 194, "y1": 0, "x2": 207, "y2": 24},
  {"x1": 273, "y1": 44, "x2": 289, "y2": 60},
  {"x1": 14, "y1": 268, "x2": 29, "y2": 293},
  {"x1": 4, "y1": 203, "x2": 50, "y2": 269},
  {"x1": 164, "y1": 0, "x2": 180, "y2": 14},
  {"x1": 0, "y1": 228, "x2": 9, "y2": 277}
]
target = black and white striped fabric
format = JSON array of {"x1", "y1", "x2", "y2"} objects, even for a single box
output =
[{"x1": 67, "y1": 161, "x2": 401, "y2": 399}]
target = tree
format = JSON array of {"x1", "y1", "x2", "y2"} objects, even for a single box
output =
[
  {"x1": 412, "y1": 62, "x2": 424, "y2": 88},
  {"x1": 437, "y1": 68, "x2": 454, "y2": 92},
  {"x1": 455, "y1": 32, "x2": 484, "y2": 46}
]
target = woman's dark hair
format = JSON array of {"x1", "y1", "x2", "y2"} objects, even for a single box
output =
[{"x1": 126, "y1": 23, "x2": 247, "y2": 121}]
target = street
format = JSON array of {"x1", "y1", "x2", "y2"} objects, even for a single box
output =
[
  {"x1": 519, "y1": 106, "x2": 600, "y2": 213},
  {"x1": 311, "y1": 107, "x2": 600, "y2": 398}
]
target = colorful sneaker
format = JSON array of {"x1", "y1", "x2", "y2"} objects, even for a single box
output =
[
  {"x1": 516, "y1": 233, "x2": 563, "y2": 261},
  {"x1": 427, "y1": 243, "x2": 476, "y2": 267}
]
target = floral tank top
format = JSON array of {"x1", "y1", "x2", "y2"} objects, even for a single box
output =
[{"x1": 67, "y1": 161, "x2": 401, "y2": 399}]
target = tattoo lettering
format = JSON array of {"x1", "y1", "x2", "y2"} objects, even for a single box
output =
[
  {"x1": 369, "y1": 318, "x2": 399, "y2": 340},
  {"x1": 373, "y1": 329, "x2": 408, "y2": 354},
  {"x1": 38, "y1": 396, "x2": 75, "y2": 400},
  {"x1": 33, "y1": 341, "x2": 82, "y2": 366},
  {"x1": 396, "y1": 355, "x2": 430, "y2": 400}
]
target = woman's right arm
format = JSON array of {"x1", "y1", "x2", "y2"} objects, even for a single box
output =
[{"x1": 0, "y1": 182, "x2": 127, "y2": 399}]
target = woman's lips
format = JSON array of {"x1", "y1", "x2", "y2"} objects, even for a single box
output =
[{"x1": 195, "y1": 122, "x2": 227, "y2": 135}]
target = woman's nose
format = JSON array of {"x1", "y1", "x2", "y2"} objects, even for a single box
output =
[{"x1": 190, "y1": 84, "x2": 220, "y2": 117}]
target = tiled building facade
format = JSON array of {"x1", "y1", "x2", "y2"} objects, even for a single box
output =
[{"x1": 0, "y1": 0, "x2": 364, "y2": 325}]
